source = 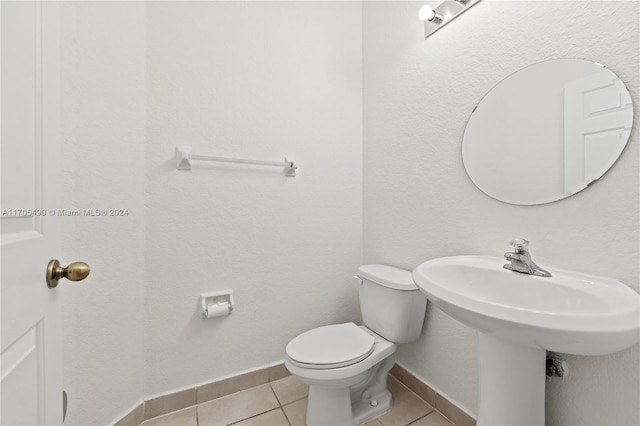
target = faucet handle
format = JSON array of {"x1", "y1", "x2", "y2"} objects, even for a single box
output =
[{"x1": 510, "y1": 238, "x2": 530, "y2": 253}]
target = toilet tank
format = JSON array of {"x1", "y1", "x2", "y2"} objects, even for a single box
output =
[{"x1": 357, "y1": 264, "x2": 427, "y2": 344}]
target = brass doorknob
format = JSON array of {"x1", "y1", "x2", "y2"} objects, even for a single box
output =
[{"x1": 46, "y1": 259, "x2": 90, "y2": 289}]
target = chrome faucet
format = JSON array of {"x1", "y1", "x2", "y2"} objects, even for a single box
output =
[{"x1": 503, "y1": 238, "x2": 552, "y2": 277}]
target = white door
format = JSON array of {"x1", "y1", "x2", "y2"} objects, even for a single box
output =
[
  {"x1": 1, "y1": 2, "x2": 62, "y2": 424},
  {"x1": 563, "y1": 68, "x2": 633, "y2": 194}
]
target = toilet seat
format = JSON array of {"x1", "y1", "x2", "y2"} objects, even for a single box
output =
[{"x1": 286, "y1": 322, "x2": 375, "y2": 369}]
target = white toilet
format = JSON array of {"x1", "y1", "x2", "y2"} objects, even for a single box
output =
[{"x1": 285, "y1": 264, "x2": 427, "y2": 426}]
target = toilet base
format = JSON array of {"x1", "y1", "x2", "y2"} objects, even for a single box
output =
[
  {"x1": 306, "y1": 386, "x2": 352, "y2": 426},
  {"x1": 352, "y1": 389, "x2": 392, "y2": 425},
  {"x1": 305, "y1": 355, "x2": 395, "y2": 426}
]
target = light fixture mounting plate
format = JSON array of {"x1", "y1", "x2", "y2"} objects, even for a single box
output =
[{"x1": 423, "y1": 0, "x2": 482, "y2": 40}]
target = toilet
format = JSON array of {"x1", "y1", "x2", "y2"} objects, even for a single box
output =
[{"x1": 285, "y1": 264, "x2": 427, "y2": 426}]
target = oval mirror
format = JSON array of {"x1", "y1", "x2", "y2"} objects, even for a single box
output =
[{"x1": 462, "y1": 59, "x2": 633, "y2": 205}]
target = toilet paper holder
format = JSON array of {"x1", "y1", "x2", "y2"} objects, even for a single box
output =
[{"x1": 200, "y1": 290, "x2": 234, "y2": 319}]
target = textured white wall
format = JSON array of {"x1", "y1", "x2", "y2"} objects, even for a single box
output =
[
  {"x1": 60, "y1": 2, "x2": 146, "y2": 425},
  {"x1": 143, "y1": 1, "x2": 363, "y2": 396},
  {"x1": 363, "y1": 1, "x2": 639, "y2": 424},
  {"x1": 61, "y1": 2, "x2": 362, "y2": 424}
]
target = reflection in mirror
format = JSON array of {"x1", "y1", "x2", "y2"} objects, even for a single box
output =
[{"x1": 462, "y1": 59, "x2": 633, "y2": 205}]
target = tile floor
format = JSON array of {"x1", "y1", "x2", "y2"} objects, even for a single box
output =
[{"x1": 140, "y1": 374, "x2": 456, "y2": 426}]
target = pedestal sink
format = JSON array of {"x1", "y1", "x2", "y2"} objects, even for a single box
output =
[{"x1": 412, "y1": 256, "x2": 640, "y2": 426}]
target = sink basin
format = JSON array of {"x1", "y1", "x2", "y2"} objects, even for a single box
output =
[
  {"x1": 412, "y1": 255, "x2": 640, "y2": 355},
  {"x1": 412, "y1": 255, "x2": 640, "y2": 425}
]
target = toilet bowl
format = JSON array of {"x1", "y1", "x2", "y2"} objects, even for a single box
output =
[{"x1": 285, "y1": 265, "x2": 427, "y2": 426}]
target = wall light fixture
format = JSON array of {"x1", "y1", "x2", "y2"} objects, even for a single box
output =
[{"x1": 420, "y1": 0, "x2": 482, "y2": 39}]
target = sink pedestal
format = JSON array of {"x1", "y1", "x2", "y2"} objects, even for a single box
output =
[{"x1": 477, "y1": 333, "x2": 546, "y2": 426}]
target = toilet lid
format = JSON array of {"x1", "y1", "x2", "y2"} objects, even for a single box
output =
[{"x1": 286, "y1": 322, "x2": 375, "y2": 369}]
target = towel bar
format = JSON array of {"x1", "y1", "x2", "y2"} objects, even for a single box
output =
[{"x1": 176, "y1": 146, "x2": 297, "y2": 177}]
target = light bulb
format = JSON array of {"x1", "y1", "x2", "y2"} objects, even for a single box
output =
[
  {"x1": 419, "y1": 5, "x2": 443, "y2": 22},
  {"x1": 418, "y1": 5, "x2": 434, "y2": 21}
]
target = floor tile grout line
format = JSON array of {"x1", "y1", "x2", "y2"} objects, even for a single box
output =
[
  {"x1": 269, "y1": 378, "x2": 309, "y2": 408},
  {"x1": 281, "y1": 395, "x2": 306, "y2": 407},
  {"x1": 412, "y1": 409, "x2": 457, "y2": 426},
  {"x1": 405, "y1": 412, "x2": 431, "y2": 426},
  {"x1": 387, "y1": 376, "x2": 458, "y2": 426},
  {"x1": 225, "y1": 407, "x2": 286, "y2": 426},
  {"x1": 270, "y1": 383, "x2": 294, "y2": 426},
  {"x1": 270, "y1": 380, "x2": 295, "y2": 426},
  {"x1": 193, "y1": 383, "x2": 281, "y2": 426},
  {"x1": 269, "y1": 382, "x2": 284, "y2": 407},
  {"x1": 280, "y1": 404, "x2": 293, "y2": 426}
]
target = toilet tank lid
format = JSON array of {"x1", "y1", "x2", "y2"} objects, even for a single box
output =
[{"x1": 357, "y1": 264, "x2": 417, "y2": 291}]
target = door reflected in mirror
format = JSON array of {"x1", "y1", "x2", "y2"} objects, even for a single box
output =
[{"x1": 462, "y1": 59, "x2": 633, "y2": 205}]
